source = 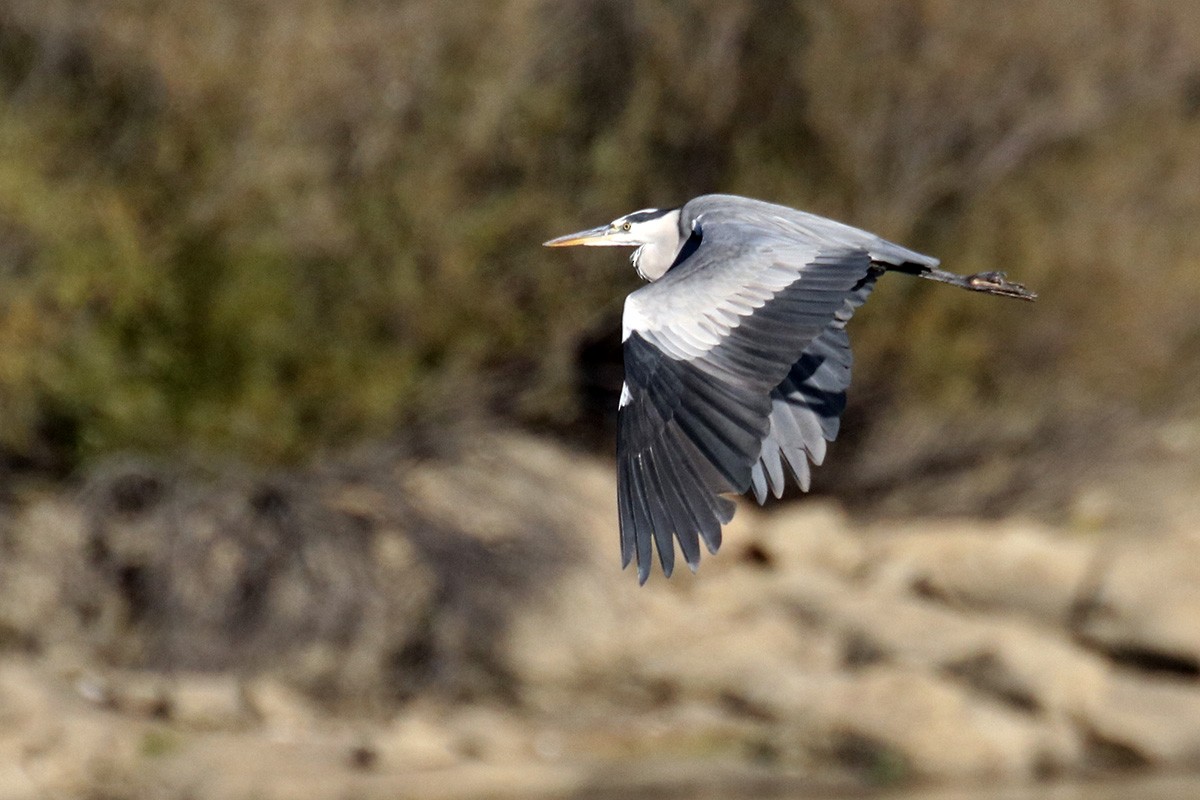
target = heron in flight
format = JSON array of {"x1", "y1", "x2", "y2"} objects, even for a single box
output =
[{"x1": 545, "y1": 194, "x2": 1035, "y2": 583}]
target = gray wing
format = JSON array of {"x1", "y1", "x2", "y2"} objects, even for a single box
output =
[
  {"x1": 750, "y1": 269, "x2": 879, "y2": 503},
  {"x1": 618, "y1": 195, "x2": 935, "y2": 582}
]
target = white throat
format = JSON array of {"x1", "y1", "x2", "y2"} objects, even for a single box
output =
[{"x1": 631, "y1": 209, "x2": 684, "y2": 281}]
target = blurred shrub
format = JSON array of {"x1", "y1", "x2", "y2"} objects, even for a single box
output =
[{"x1": 0, "y1": 0, "x2": 1199, "y2": 469}]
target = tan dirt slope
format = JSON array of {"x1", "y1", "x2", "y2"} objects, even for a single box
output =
[{"x1": 3, "y1": 430, "x2": 1200, "y2": 798}]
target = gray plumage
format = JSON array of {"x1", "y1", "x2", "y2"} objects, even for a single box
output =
[{"x1": 545, "y1": 194, "x2": 1035, "y2": 583}]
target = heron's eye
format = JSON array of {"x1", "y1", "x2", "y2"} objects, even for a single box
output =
[{"x1": 622, "y1": 222, "x2": 632, "y2": 232}]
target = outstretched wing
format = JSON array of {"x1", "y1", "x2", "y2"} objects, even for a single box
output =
[
  {"x1": 750, "y1": 269, "x2": 880, "y2": 503},
  {"x1": 617, "y1": 195, "x2": 935, "y2": 582}
]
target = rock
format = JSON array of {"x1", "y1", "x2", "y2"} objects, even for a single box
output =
[
  {"x1": 446, "y1": 705, "x2": 532, "y2": 762},
  {"x1": 0, "y1": 663, "x2": 51, "y2": 800},
  {"x1": 73, "y1": 670, "x2": 249, "y2": 730},
  {"x1": 1083, "y1": 672, "x2": 1200, "y2": 767},
  {"x1": 1071, "y1": 487, "x2": 1119, "y2": 532},
  {"x1": 635, "y1": 601, "x2": 842, "y2": 711},
  {"x1": 0, "y1": 661, "x2": 145, "y2": 799},
  {"x1": 1076, "y1": 536, "x2": 1200, "y2": 672},
  {"x1": 864, "y1": 521, "x2": 1097, "y2": 625},
  {"x1": 738, "y1": 503, "x2": 865, "y2": 579},
  {"x1": 505, "y1": 541, "x2": 844, "y2": 715},
  {"x1": 774, "y1": 570, "x2": 1110, "y2": 722},
  {"x1": 374, "y1": 711, "x2": 461, "y2": 770},
  {"x1": 401, "y1": 431, "x2": 615, "y2": 547},
  {"x1": 0, "y1": 501, "x2": 89, "y2": 654},
  {"x1": 808, "y1": 666, "x2": 1075, "y2": 782},
  {"x1": 169, "y1": 674, "x2": 250, "y2": 730},
  {"x1": 19, "y1": 716, "x2": 142, "y2": 799},
  {"x1": 101, "y1": 672, "x2": 172, "y2": 718},
  {"x1": 245, "y1": 677, "x2": 319, "y2": 733},
  {"x1": 0, "y1": 661, "x2": 56, "y2": 728},
  {"x1": 941, "y1": 626, "x2": 1109, "y2": 721},
  {"x1": 501, "y1": 567, "x2": 629, "y2": 707}
]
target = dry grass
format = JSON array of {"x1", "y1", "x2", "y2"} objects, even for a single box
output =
[{"x1": 0, "y1": 0, "x2": 1197, "y2": 474}]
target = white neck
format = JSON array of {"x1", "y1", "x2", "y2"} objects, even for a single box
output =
[{"x1": 632, "y1": 209, "x2": 684, "y2": 281}]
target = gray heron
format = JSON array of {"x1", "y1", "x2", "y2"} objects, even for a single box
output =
[{"x1": 545, "y1": 194, "x2": 1035, "y2": 583}]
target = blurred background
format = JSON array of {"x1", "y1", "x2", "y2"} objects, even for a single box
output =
[{"x1": 3, "y1": 1, "x2": 1200, "y2": 798}]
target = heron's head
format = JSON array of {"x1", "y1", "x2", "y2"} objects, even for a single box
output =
[
  {"x1": 544, "y1": 207, "x2": 684, "y2": 281},
  {"x1": 543, "y1": 208, "x2": 679, "y2": 248}
]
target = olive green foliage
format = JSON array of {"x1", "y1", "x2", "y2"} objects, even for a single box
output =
[{"x1": 1, "y1": 0, "x2": 1199, "y2": 467}]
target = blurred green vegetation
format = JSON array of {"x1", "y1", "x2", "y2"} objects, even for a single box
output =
[{"x1": 1, "y1": 0, "x2": 1199, "y2": 471}]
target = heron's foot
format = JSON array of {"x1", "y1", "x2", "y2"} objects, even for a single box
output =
[
  {"x1": 914, "y1": 265, "x2": 1038, "y2": 301},
  {"x1": 966, "y1": 271, "x2": 1037, "y2": 301}
]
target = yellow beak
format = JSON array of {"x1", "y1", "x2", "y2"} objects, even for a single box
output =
[{"x1": 543, "y1": 224, "x2": 617, "y2": 247}]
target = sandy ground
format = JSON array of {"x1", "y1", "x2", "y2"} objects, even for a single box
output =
[{"x1": 4, "y1": 429, "x2": 1200, "y2": 799}]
